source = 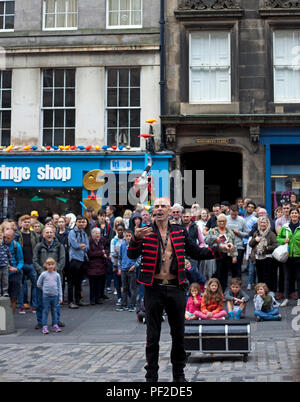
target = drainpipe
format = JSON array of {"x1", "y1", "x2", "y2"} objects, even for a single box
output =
[{"x1": 159, "y1": 0, "x2": 166, "y2": 150}]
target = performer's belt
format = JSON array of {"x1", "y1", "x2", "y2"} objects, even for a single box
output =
[{"x1": 153, "y1": 278, "x2": 179, "y2": 287}]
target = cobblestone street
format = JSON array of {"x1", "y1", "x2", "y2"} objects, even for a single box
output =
[{"x1": 0, "y1": 283, "x2": 300, "y2": 382}]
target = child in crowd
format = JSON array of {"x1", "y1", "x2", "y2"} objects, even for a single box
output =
[
  {"x1": 0, "y1": 231, "x2": 12, "y2": 297},
  {"x1": 253, "y1": 282, "x2": 281, "y2": 322},
  {"x1": 116, "y1": 230, "x2": 140, "y2": 312},
  {"x1": 110, "y1": 223, "x2": 126, "y2": 306},
  {"x1": 225, "y1": 278, "x2": 249, "y2": 320},
  {"x1": 184, "y1": 259, "x2": 205, "y2": 295},
  {"x1": 198, "y1": 278, "x2": 227, "y2": 320},
  {"x1": 185, "y1": 283, "x2": 202, "y2": 320},
  {"x1": 37, "y1": 258, "x2": 63, "y2": 334}
]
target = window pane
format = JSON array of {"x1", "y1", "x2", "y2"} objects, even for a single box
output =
[
  {"x1": 54, "y1": 109, "x2": 64, "y2": 127},
  {"x1": 119, "y1": 88, "x2": 128, "y2": 107},
  {"x1": 109, "y1": 0, "x2": 118, "y2": 12},
  {"x1": 4, "y1": 16, "x2": 14, "y2": 29},
  {"x1": 68, "y1": 0, "x2": 77, "y2": 13},
  {"x1": 2, "y1": 71, "x2": 11, "y2": 88},
  {"x1": 1, "y1": 129, "x2": 10, "y2": 146},
  {"x1": 108, "y1": 109, "x2": 117, "y2": 128},
  {"x1": 119, "y1": 69, "x2": 129, "y2": 87},
  {"x1": 2, "y1": 90, "x2": 11, "y2": 108},
  {"x1": 132, "y1": 0, "x2": 141, "y2": 10},
  {"x1": 65, "y1": 88, "x2": 75, "y2": 107},
  {"x1": 119, "y1": 109, "x2": 128, "y2": 127},
  {"x1": 56, "y1": 13, "x2": 66, "y2": 27},
  {"x1": 46, "y1": 0, "x2": 55, "y2": 14},
  {"x1": 66, "y1": 69, "x2": 75, "y2": 87},
  {"x1": 131, "y1": 11, "x2": 141, "y2": 25},
  {"x1": 6, "y1": 1, "x2": 14, "y2": 14},
  {"x1": 107, "y1": 129, "x2": 117, "y2": 145},
  {"x1": 54, "y1": 88, "x2": 64, "y2": 106},
  {"x1": 54, "y1": 129, "x2": 64, "y2": 146},
  {"x1": 55, "y1": 70, "x2": 64, "y2": 87},
  {"x1": 43, "y1": 110, "x2": 53, "y2": 127},
  {"x1": 0, "y1": 3, "x2": 4, "y2": 14},
  {"x1": 0, "y1": 16, "x2": 3, "y2": 30},
  {"x1": 119, "y1": 129, "x2": 128, "y2": 146},
  {"x1": 67, "y1": 12, "x2": 77, "y2": 28},
  {"x1": 120, "y1": 0, "x2": 130, "y2": 10},
  {"x1": 109, "y1": 11, "x2": 118, "y2": 26},
  {"x1": 43, "y1": 89, "x2": 53, "y2": 107},
  {"x1": 120, "y1": 11, "x2": 129, "y2": 25},
  {"x1": 43, "y1": 69, "x2": 53, "y2": 88},
  {"x1": 43, "y1": 129, "x2": 53, "y2": 146},
  {"x1": 130, "y1": 88, "x2": 140, "y2": 106},
  {"x1": 57, "y1": 0, "x2": 66, "y2": 13},
  {"x1": 2, "y1": 110, "x2": 10, "y2": 128},
  {"x1": 107, "y1": 69, "x2": 117, "y2": 87},
  {"x1": 130, "y1": 109, "x2": 140, "y2": 127},
  {"x1": 130, "y1": 129, "x2": 140, "y2": 147},
  {"x1": 66, "y1": 109, "x2": 75, "y2": 127},
  {"x1": 107, "y1": 88, "x2": 117, "y2": 107},
  {"x1": 45, "y1": 14, "x2": 55, "y2": 28},
  {"x1": 65, "y1": 128, "x2": 75, "y2": 145},
  {"x1": 130, "y1": 69, "x2": 140, "y2": 86}
]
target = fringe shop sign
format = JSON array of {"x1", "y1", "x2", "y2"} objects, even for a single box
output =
[
  {"x1": 195, "y1": 138, "x2": 233, "y2": 145},
  {"x1": 0, "y1": 164, "x2": 71, "y2": 183}
]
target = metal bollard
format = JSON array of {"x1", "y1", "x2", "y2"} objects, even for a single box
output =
[{"x1": 0, "y1": 297, "x2": 15, "y2": 335}]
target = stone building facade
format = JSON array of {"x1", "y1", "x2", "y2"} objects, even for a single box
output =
[
  {"x1": 162, "y1": 0, "x2": 300, "y2": 211},
  {"x1": 0, "y1": 0, "x2": 170, "y2": 218}
]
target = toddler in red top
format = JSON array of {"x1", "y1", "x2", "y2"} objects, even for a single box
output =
[
  {"x1": 185, "y1": 283, "x2": 202, "y2": 320},
  {"x1": 198, "y1": 278, "x2": 227, "y2": 320}
]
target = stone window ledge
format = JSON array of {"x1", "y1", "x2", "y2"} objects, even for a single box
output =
[{"x1": 259, "y1": 8, "x2": 300, "y2": 17}]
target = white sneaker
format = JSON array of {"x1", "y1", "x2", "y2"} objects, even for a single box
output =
[
  {"x1": 116, "y1": 298, "x2": 122, "y2": 306},
  {"x1": 280, "y1": 299, "x2": 289, "y2": 307},
  {"x1": 247, "y1": 284, "x2": 251, "y2": 291},
  {"x1": 297, "y1": 299, "x2": 300, "y2": 306}
]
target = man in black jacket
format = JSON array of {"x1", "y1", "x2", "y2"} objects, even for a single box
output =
[{"x1": 128, "y1": 197, "x2": 233, "y2": 383}]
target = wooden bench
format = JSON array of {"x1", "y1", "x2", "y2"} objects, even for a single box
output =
[{"x1": 184, "y1": 319, "x2": 251, "y2": 362}]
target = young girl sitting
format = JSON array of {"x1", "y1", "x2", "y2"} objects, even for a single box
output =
[
  {"x1": 185, "y1": 283, "x2": 202, "y2": 320},
  {"x1": 37, "y1": 258, "x2": 63, "y2": 334},
  {"x1": 254, "y1": 282, "x2": 281, "y2": 321},
  {"x1": 198, "y1": 278, "x2": 227, "y2": 320}
]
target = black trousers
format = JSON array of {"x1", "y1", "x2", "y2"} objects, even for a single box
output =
[
  {"x1": 215, "y1": 254, "x2": 233, "y2": 293},
  {"x1": 256, "y1": 258, "x2": 277, "y2": 293},
  {"x1": 88, "y1": 275, "x2": 106, "y2": 303},
  {"x1": 68, "y1": 259, "x2": 84, "y2": 304},
  {"x1": 283, "y1": 257, "x2": 300, "y2": 299},
  {"x1": 144, "y1": 284, "x2": 187, "y2": 380}
]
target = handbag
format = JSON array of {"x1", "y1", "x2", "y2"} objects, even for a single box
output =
[{"x1": 272, "y1": 229, "x2": 289, "y2": 263}]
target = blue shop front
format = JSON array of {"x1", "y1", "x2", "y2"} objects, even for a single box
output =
[
  {"x1": 0, "y1": 153, "x2": 173, "y2": 220},
  {"x1": 260, "y1": 128, "x2": 300, "y2": 215}
]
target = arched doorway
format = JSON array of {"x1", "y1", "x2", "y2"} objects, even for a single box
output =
[{"x1": 181, "y1": 150, "x2": 243, "y2": 209}]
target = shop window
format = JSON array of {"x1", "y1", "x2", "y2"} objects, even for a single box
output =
[
  {"x1": 273, "y1": 30, "x2": 300, "y2": 103},
  {"x1": 0, "y1": 1, "x2": 14, "y2": 31},
  {"x1": 43, "y1": 0, "x2": 78, "y2": 30},
  {"x1": 106, "y1": 68, "x2": 141, "y2": 148},
  {"x1": 42, "y1": 68, "x2": 76, "y2": 147},
  {"x1": 0, "y1": 70, "x2": 11, "y2": 146},
  {"x1": 107, "y1": 0, "x2": 142, "y2": 29},
  {"x1": 272, "y1": 174, "x2": 300, "y2": 212},
  {"x1": 189, "y1": 31, "x2": 231, "y2": 103}
]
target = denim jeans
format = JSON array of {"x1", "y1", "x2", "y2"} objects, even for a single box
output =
[
  {"x1": 113, "y1": 271, "x2": 122, "y2": 299},
  {"x1": 254, "y1": 308, "x2": 279, "y2": 320},
  {"x1": 106, "y1": 260, "x2": 113, "y2": 289},
  {"x1": 18, "y1": 264, "x2": 37, "y2": 308},
  {"x1": 42, "y1": 295, "x2": 58, "y2": 326},
  {"x1": 36, "y1": 287, "x2": 61, "y2": 325},
  {"x1": 247, "y1": 260, "x2": 256, "y2": 286}
]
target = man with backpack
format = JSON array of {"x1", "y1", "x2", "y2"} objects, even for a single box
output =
[{"x1": 67, "y1": 216, "x2": 90, "y2": 309}]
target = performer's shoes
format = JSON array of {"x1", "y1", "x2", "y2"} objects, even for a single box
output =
[{"x1": 146, "y1": 377, "x2": 158, "y2": 383}]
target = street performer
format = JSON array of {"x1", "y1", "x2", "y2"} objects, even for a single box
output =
[{"x1": 128, "y1": 197, "x2": 234, "y2": 383}]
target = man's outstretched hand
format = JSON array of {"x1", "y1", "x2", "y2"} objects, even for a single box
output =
[
  {"x1": 134, "y1": 226, "x2": 153, "y2": 240},
  {"x1": 219, "y1": 243, "x2": 234, "y2": 253}
]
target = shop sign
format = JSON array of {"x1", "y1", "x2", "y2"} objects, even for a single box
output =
[
  {"x1": 110, "y1": 160, "x2": 132, "y2": 172},
  {"x1": 0, "y1": 164, "x2": 71, "y2": 183},
  {"x1": 195, "y1": 138, "x2": 234, "y2": 145}
]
